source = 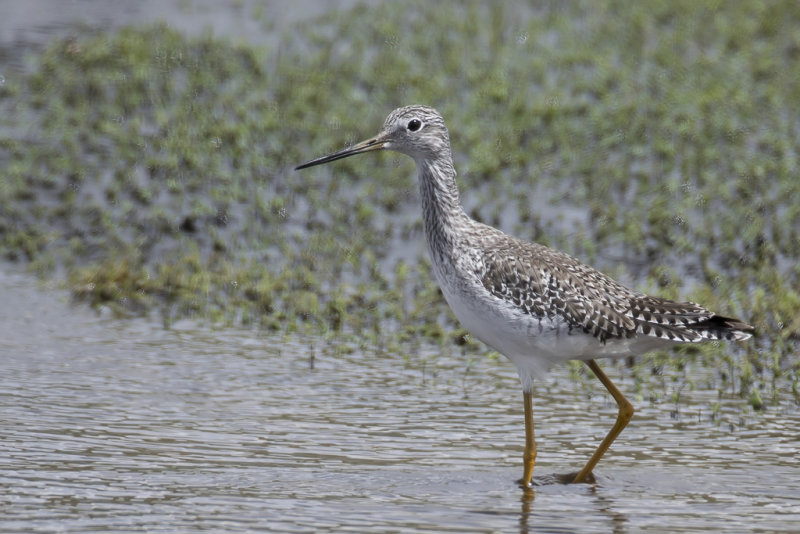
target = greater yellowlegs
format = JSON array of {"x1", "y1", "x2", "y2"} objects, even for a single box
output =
[{"x1": 295, "y1": 105, "x2": 754, "y2": 486}]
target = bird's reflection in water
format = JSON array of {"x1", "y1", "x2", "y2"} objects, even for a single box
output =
[
  {"x1": 518, "y1": 485, "x2": 535, "y2": 534},
  {"x1": 518, "y1": 473, "x2": 629, "y2": 534}
]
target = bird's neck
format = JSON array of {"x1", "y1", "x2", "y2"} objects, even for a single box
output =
[{"x1": 416, "y1": 157, "x2": 469, "y2": 257}]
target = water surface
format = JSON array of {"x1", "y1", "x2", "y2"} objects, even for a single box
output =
[{"x1": 1, "y1": 268, "x2": 798, "y2": 532}]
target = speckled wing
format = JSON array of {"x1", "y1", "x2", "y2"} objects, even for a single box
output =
[{"x1": 479, "y1": 237, "x2": 753, "y2": 343}]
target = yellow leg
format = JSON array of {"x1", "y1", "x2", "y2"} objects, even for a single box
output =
[
  {"x1": 573, "y1": 359, "x2": 634, "y2": 483},
  {"x1": 519, "y1": 389, "x2": 536, "y2": 487}
]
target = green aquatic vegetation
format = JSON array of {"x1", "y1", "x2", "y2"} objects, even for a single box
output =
[
  {"x1": 749, "y1": 388, "x2": 765, "y2": 411},
  {"x1": 0, "y1": 1, "x2": 799, "y2": 407}
]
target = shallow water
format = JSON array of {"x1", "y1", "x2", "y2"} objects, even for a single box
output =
[
  {"x1": 0, "y1": 0, "x2": 364, "y2": 52},
  {"x1": 1, "y1": 267, "x2": 799, "y2": 533}
]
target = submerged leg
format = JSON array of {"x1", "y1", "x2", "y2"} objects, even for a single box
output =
[
  {"x1": 519, "y1": 389, "x2": 536, "y2": 487},
  {"x1": 573, "y1": 359, "x2": 634, "y2": 483}
]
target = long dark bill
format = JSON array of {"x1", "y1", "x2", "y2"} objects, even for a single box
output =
[{"x1": 295, "y1": 136, "x2": 387, "y2": 170}]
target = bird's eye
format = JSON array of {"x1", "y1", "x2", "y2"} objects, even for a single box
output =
[{"x1": 407, "y1": 119, "x2": 422, "y2": 132}]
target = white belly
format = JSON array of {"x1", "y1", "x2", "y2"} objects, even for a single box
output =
[{"x1": 433, "y1": 265, "x2": 671, "y2": 391}]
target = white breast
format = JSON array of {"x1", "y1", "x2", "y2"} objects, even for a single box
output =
[{"x1": 430, "y1": 257, "x2": 673, "y2": 391}]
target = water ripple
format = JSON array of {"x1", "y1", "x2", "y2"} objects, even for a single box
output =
[{"x1": 1, "y1": 273, "x2": 799, "y2": 532}]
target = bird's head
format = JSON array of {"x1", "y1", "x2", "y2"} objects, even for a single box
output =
[{"x1": 295, "y1": 105, "x2": 450, "y2": 170}]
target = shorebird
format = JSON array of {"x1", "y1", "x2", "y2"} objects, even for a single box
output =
[{"x1": 295, "y1": 105, "x2": 754, "y2": 486}]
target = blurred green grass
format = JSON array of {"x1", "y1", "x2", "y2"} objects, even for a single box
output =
[{"x1": 0, "y1": 0, "x2": 797, "y2": 405}]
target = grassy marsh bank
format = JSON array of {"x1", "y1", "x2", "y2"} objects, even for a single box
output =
[{"x1": 0, "y1": 1, "x2": 798, "y2": 407}]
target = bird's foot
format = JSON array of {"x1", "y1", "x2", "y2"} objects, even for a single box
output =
[
  {"x1": 566, "y1": 470, "x2": 597, "y2": 484},
  {"x1": 518, "y1": 471, "x2": 597, "y2": 486}
]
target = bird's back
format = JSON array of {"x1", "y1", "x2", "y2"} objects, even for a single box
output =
[
  {"x1": 431, "y1": 218, "x2": 753, "y2": 380},
  {"x1": 478, "y1": 229, "x2": 751, "y2": 342}
]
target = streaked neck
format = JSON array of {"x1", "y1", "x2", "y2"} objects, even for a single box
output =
[{"x1": 416, "y1": 156, "x2": 469, "y2": 256}]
